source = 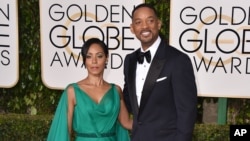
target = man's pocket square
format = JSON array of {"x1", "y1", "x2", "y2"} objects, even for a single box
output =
[{"x1": 156, "y1": 76, "x2": 167, "y2": 82}]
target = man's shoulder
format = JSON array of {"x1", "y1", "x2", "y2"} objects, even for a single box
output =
[
  {"x1": 166, "y1": 44, "x2": 186, "y2": 55},
  {"x1": 125, "y1": 48, "x2": 140, "y2": 57}
]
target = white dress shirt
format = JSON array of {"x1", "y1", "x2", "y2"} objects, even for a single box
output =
[{"x1": 136, "y1": 36, "x2": 161, "y2": 106}]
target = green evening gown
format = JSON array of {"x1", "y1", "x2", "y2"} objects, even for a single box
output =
[{"x1": 47, "y1": 83, "x2": 130, "y2": 141}]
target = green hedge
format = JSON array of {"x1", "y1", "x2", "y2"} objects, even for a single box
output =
[
  {"x1": 0, "y1": 114, "x2": 229, "y2": 141},
  {"x1": 0, "y1": 114, "x2": 52, "y2": 141},
  {"x1": 193, "y1": 124, "x2": 229, "y2": 141}
]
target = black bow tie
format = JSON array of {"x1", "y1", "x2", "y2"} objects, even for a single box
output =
[{"x1": 137, "y1": 50, "x2": 151, "y2": 64}]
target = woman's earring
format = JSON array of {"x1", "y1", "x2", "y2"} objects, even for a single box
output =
[{"x1": 105, "y1": 62, "x2": 108, "y2": 68}]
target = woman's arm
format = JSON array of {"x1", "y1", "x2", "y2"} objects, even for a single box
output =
[
  {"x1": 67, "y1": 86, "x2": 76, "y2": 135},
  {"x1": 116, "y1": 85, "x2": 133, "y2": 130}
]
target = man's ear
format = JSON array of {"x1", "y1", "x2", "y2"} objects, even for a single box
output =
[{"x1": 158, "y1": 19, "x2": 162, "y2": 30}]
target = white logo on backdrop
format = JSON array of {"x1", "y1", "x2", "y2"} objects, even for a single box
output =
[
  {"x1": 40, "y1": 0, "x2": 144, "y2": 89},
  {"x1": 170, "y1": 0, "x2": 250, "y2": 98},
  {"x1": 0, "y1": 0, "x2": 19, "y2": 88}
]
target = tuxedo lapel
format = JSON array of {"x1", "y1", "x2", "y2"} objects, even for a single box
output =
[{"x1": 138, "y1": 41, "x2": 167, "y2": 117}]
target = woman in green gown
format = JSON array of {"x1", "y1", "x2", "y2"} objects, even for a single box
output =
[{"x1": 47, "y1": 38, "x2": 132, "y2": 141}]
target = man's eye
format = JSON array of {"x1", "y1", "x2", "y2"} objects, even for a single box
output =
[
  {"x1": 147, "y1": 19, "x2": 155, "y2": 24},
  {"x1": 135, "y1": 21, "x2": 141, "y2": 25}
]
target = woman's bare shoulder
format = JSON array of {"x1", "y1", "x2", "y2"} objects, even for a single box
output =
[{"x1": 113, "y1": 84, "x2": 123, "y2": 99}]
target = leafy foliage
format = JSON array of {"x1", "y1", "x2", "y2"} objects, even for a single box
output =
[
  {"x1": 193, "y1": 124, "x2": 229, "y2": 141},
  {"x1": 0, "y1": 114, "x2": 52, "y2": 141}
]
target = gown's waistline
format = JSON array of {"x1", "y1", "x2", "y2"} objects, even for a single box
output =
[{"x1": 76, "y1": 132, "x2": 116, "y2": 138}]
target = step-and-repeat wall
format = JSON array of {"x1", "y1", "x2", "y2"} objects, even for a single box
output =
[
  {"x1": 170, "y1": 0, "x2": 250, "y2": 98},
  {"x1": 1, "y1": 0, "x2": 250, "y2": 98}
]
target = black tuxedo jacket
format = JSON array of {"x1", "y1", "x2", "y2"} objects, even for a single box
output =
[{"x1": 123, "y1": 40, "x2": 197, "y2": 141}]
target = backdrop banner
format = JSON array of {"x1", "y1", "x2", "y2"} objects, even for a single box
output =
[
  {"x1": 40, "y1": 0, "x2": 144, "y2": 89},
  {"x1": 0, "y1": 0, "x2": 19, "y2": 88},
  {"x1": 170, "y1": 0, "x2": 250, "y2": 98}
]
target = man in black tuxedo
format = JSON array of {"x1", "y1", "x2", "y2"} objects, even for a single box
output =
[{"x1": 123, "y1": 3, "x2": 197, "y2": 141}]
